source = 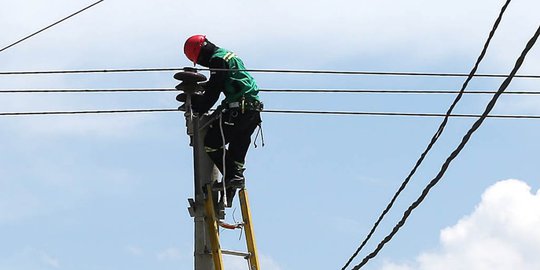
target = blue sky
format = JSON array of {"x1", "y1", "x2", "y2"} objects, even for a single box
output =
[{"x1": 1, "y1": 0, "x2": 540, "y2": 270}]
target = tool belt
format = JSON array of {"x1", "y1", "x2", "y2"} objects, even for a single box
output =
[{"x1": 222, "y1": 98, "x2": 263, "y2": 113}]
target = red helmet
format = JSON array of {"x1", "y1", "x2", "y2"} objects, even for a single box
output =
[{"x1": 184, "y1": 35, "x2": 206, "y2": 64}]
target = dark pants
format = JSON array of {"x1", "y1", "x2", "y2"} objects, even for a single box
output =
[{"x1": 204, "y1": 109, "x2": 261, "y2": 181}]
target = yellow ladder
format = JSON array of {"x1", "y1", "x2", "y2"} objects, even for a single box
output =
[{"x1": 205, "y1": 186, "x2": 261, "y2": 270}]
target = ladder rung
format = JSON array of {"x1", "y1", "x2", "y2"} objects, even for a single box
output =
[{"x1": 221, "y1": 249, "x2": 251, "y2": 258}]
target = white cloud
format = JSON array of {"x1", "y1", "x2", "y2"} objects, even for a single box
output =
[
  {"x1": 156, "y1": 247, "x2": 184, "y2": 261},
  {"x1": 126, "y1": 245, "x2": 144, "y2": 256},
  {"x1": 8, "y1": 114, "x2": 158, "y2": 139},
  {"x1": 496, "y1": 96, "x2": 540, "y2": 115},
  {"x1": 0, "y1": 91, "x2": 167, "y2": 139},
  {"x1": 0, "y1": 158, "x2": 141, "y2": 224},
  {"x1": 41, "y1": 253, "x2": 60, "y2": 268},
  {"x1": 332, "y1": 216, "x2": 366, "y2": 235},
  {"x1": 379, "y1": 179, "x2": 540, "y2": 270},
  {"x1": 222, "y1": 256, "x2": 249, "y2": 269},
  {"x1": 2, "y1": 0, "x2": 539, "y2": 70},
  {"x1": 223, "y1": 252, "x2": 282, "y2": 270},
  {"x1": 0, "y1": 248, "x2": 61, "y2": 269},
  {"x1": 260, "y1": 254, "x2": 283, "y2": 270}
]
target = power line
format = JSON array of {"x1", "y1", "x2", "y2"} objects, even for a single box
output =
[
  {"x1": 0, "y1": 0, "x2": 105, "y2": 53},
  {"x1": 0, "y1": 108, "x2": 177, "y2": 116},
  {"x1": 264, "y1": 110, "x2": 540, "y2": 119},
  {"x1": 0, "y1": 88, "x2": 177, "y2": 93},
  {"x1": 1, "y1": 108, "x2": 540, "y2": 119},
  {"x1": 343, "y1": 0, "x2": 513, "y2": 268},
  {"x1": 262, "y1": 89, "x2": 540, "y2": 95},
  {"x1": 2, "y1": 87, "x2": 540, "y2": 95},
  {"x1": 201, "y1": 68, "x2": 540, "y2": 79},
  {"x1": 352, "y1": 23, "x2": 540, "y2": 270},
  {"x1": 1, "y1": 67, "x2": 540, "y2": 79},
  {"x1": 0, "y1": 67, "x2": 177, "y2": 75}
]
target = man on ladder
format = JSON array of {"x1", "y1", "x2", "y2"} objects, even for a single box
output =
[{"x1": 183, "y1": 35, "x2": 263, "y2": 207}]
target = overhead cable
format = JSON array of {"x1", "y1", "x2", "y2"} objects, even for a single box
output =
[
  {"x1": 0, "y1": 108, "x2": 177, "y2": 116},
  {"x1": 342, "y1": 0, "x2": 513, "y2": 268},
  {"x1": 201, "y1": 68, "x2": 540, "y2": 79},
  {"x1": 0, "y1": 88, "x2": 177, "y2": 93},
  {"x1": 1, "y1": 108, "x2": 540, "y2": 120},
  {"x1": 2, "y1": 88, "x2": 540, "y2": 95},
  {"x1": 262, "y1": 89, "x2": 540, "y2": 95},
  {"x1": 1, "y1": 67, "x2": 539, "y2": 79},
  {"x1": 0, "y1": 0, "x2": 105, "y2": 53},
  {"x1": 352, "y1": 23, "x2": 540, "y2": 270},
  {"x1": 263, "y1": 109, "x2": 540, "y2": 119}
]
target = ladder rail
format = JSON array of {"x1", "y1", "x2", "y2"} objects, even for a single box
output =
[
  {"x1": 205, "y1": 186, "x2": 260, "y2": 270},
  {"x1": 205, "y1": 185, "x2": 224, "y2": 270},
  {"x1": 239, "y1": 189, "x2": 261, "y2": 270}
]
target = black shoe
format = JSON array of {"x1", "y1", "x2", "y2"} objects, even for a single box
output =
[
  {"x1": 212, "y1": 181, "x2": 224, "y2": 191},
  {"x1": 212, "y1": 178, "x2": 245, "y2": 191},
  {"x1": 216, "y1": 188, "x2": 237, "y2": 208},
  {"x1": 227, "y1": 179, "x2": 245, "y2": 189},
  {"x1": 214, "y1": 195, "x2": 226, "y2": 219},
  {"x1": 225, "y1": 188, "x2": 237, "y2": 208}
]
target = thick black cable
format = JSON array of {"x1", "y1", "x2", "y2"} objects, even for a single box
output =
[
  {"x1": 0, "y1": 67, "x2": 177, "y2": 75},
  {"x1": 1, "y1": 108, "x2": 540, "y2": 119},
  {"x1": 0, "y1": 88, "x2": 176, "y2": 93},
  {"x1": 0, "y1": 108, "x2": 177, "y2": 116},
  {"x1": 2, "y1": 88, "x2": 540, "y2": 95},
  {"x1": 343, "y1": 1, "x2": 512, "y2": 267},
  {"x1": 353, "y1": 23, "x2": 540, "y2": 270},
  {"x1": 0, "y1": 0, "x2": 105, "y2": 53},
  {"x1": 1, "y1": 67, "x2": 539, "y2": 79},
  {"x1": 264, "y1": 110, "x2": 540, "y2": 119},
  {"x1": 261, "y1": 89, "x2": 540, "y2": 95},
  {"x1": 200, "y1": 68, "x2": 540, "y2": 79}
]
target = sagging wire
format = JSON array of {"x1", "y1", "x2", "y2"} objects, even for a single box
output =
[
  {"x1": 0, "y1": 0, "x2": 105, "y2": 54},
  {"x1": 342, "y1": 0, "x2": 515, "y2": 267},
  {"x1": 2, "y1": 67, "x2": 540, "y2": 79},
  {"x1": 4, "y1": 108, "x2": 540, "y2": 120},
  {"x1": 352, "y1": 23, "x2": 540, "y2": 270},
  {"x1": 4, "y1": 88, "x2": 540, "y2": 95}
]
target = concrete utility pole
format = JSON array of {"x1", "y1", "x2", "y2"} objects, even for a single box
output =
[{"x1": 174, "y1": 68, "x2": 217, "y2": 270}]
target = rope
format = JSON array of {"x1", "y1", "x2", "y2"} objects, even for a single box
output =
[
  {"x1": 353, "y1": 23, "x2": 540, "y2": 270},
  {"x1": 0, "y1": 0, "x2": 105, "y2": 53},
  {"x1": 343, "y1": 0, "x2": 512, "y2": 267}
]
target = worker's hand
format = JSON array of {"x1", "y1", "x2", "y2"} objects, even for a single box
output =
[
  {"x1": 191, "y1": 103, "x2": 208, "y2": 114},
  {"x1": 191, "y1": 95, "x2": 210, "y2": 114},
  {"x1": 176, "y1": 93, "x2": 208, "y2": 113}
]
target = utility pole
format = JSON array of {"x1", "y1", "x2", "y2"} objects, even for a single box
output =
[
  {"x1": 174, "y1": 67, "x2": 260, "y2": 270},
  {"x1": 174, "y1": 68, "x2": 217, "y2": 270}
]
